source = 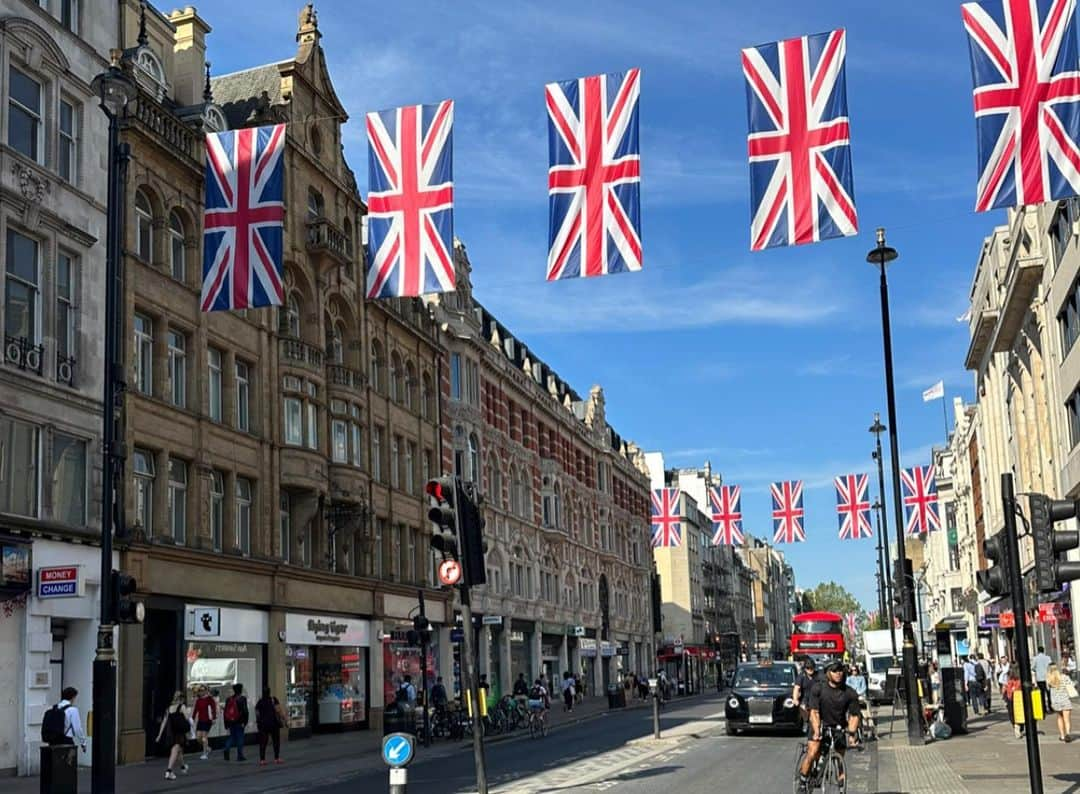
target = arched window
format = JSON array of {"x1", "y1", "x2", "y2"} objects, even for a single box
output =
[
  {"x1": 489, "y1": 456, "x2": 502, "y2": 508},
  {"x1": 307, "y1": 188, "x2": 324, "y2": 219},
  {"x1": 135, "y1": 189, "x2": 153, "y2": 261},
  {"x1": 404, "y1": 361, "x2": 417, "y2": 410},
  {"x1": 553, "y1": 483, "x2": 562, "y2": 529},
  {"x1": 421, "y1": 372, "x2": 434, "y2": 420},
  {"x1": 369, "y1": 339, "x2": 384, "y2": 393},
  {"x1": 343, "y1": 216, "x2": 354, "y2": 258},
  {"x1": 509, "y1": 466, "x2": 520, "y2": 515},
  {"x1": 280, "y1": 293, "x2": 301, "y2": 337},
  {"x1": 168, "y1": 211, "x2": 185, "y2": 281},
  {"x1": 390, "y1": 351, "x2": 404, "y2": 403},
  {"x1": 326, "y1": 321, "x2": 343, "y2": 364},
  {"x1": 468, "y1": 433, "x2": 479, "y2": 483}
]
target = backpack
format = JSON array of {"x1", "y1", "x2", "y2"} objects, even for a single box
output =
[
  {"x1": 975, "y1": 663, "x2": 987, "y2": 684},
  {"x1": 167, "y1": 708, "x2": 189, "y2": 739},
  {"x1": 40, "y1": 704, "x2": 69, "y2": 744},
  {"x1": 223, "y1": 695, "x2": 240, "y2": 723},
  {"x1": 530, "y1": 685, "x2": 544, "y2": 700}
]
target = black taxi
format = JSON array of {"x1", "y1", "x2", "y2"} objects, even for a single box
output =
[{"x1": 724, "y1": 660, "x2": 802, "y2": 736}]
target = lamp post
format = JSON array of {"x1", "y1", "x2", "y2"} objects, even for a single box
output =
[
  {"x1": 870, "y1": 414, "x2": 897, "y2": 658},
  {"x1": 867, "y1": 227, "x2": 923, "y2": 746},
  {"x1": 89, "y1": 51, "x2": 136, "y2": 794}
]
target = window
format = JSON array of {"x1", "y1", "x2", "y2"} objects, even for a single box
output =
[
  {"x1": 8, "y1": 66, "x2": 42, "y2": 162},
  {"x1": 284, "y1": 397, "x2": 303, "y2": 445},
  {"x1": 327, "y1": 323, "x2": 343, "y2": 364},
  {"x1": 132, "y1": 448, "x2": 154, "y2": 535},
  {"x1": 235, "y1": 477, "x2": 252, "y2": 555},
  {"x1": 406, "y1": 526, "x2": 416, "y2": 582},
  {"x1": 332, "y1": 419, "x2": 348, "y2": 463},
  {"x1": 421, "y1": 372, "x2": 434, "y2": 420},
  {"x1": 554, "y1": 484, "x2": 562, "y2": 529},
  {"x1": 210, "y1": 470, "x2": 224, "y2": 551},
  {"x1": 279, "y1": 492, "x2": 291, "y2": 563},
  {"x1": 350, "y1": 405, "x2": 363, "y2": 468},
  {"x1": 135, "y1": 190, "x2": 153, "y2": 261},
  {"x1": 0, "y1": 416, "x2": 38, "y2": 517},
  {"x1": 55, "y1": 252, "x2": 74, "y2": 362},
  {"x1": 307, "y1": 188, "x2": 324, "y2": 219},
  {"x1": 450, "y1": 353, "x2": 462, "y2": 401},
  {"x1": 60, "y1": 0, "x2": 78, "y2": 33},
  {"x1": 169, "y1": 212, "x2": 185, "y2": 282},
  {"x1": 51, "y1": 433, "x2": 85, "y2": 525},
  {"x1": 235, "y1": 360, "x2": 250, "y2": 431},
  {"x1": 391, "y1": 436, "x2": 401, "y2": 488},
  {"x1": 390, "y1": 352, "x2": 402, "y2": 403},
  {"x1": 405, "y1": 441, "x2": 416, "y2": 493},
  {"x1": 167, "y1": 330, "x2": 186, "y2": 407},
  {"x1": 305, "y1": 388, "x2": 318, "y2": 450},
  {"x1": 58, "y1": 98, "x2": 77, "y2": 182},
  {"x1": 423, "y1": 448, "x2": 433, "y2": 485},
  {"x1": 950, "y1": 587, "x2": 964, "y2": 613},
  {"x1": 207, "y1": 348, "x2": 222, "y2": 421},
  {"x1": 133, "y1": 314, "x2": 153, "y2": 394},
  {"x1": 466, "y1": 359, "x2": 480, "y2": 406},
  {"x1": 168, "y1": 458, "x2": 187, "y2": 544},
  {"x1": 1060, "y1": 278, "x2": 1080, "y2": 356},
  {"x1": 405, "y1": 361, "x2": 416, "y2": 410},
  {"x1": 1052, "y1": 204, "x2": 1073, "y2": 266},
  {"x1": 281, "y1": 293, "x2": 301, "y2": 338},
  {"x1": 1068, "y1": 386, "x2": 1080, "y2": 448},
  {"x1": 468, "y1": 433, "x2": 479, "y2": 483},
  {"x1": 6, "y1": 229, "x2": 39, "y2": 346},
  {"x1": 373, "y1": 426, "x2": 384, "y2": 482}
]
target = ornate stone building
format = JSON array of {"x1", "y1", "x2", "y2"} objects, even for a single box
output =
[
  {"x1": 113, "y1": 1, "x2": 449, "y2": 761},
  {"x1": 428, "y1": 248, "x2": 655, "y2": 698}
]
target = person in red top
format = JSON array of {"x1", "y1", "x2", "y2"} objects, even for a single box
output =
[{"x1": 192, "y1": 685, "x2": 218, "y2": 759}]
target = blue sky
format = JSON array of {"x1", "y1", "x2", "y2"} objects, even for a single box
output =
[{"x1": 205, "y1": 0, "x2": 1001, "y2": 610}]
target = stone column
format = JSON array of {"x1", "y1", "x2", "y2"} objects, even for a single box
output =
[
  {"x1": 532, "y1": 621, "x2": 543, "y2": 680},
  {"x1": 499, "y1": 627, "x2": 512, "y2": 695},
  {"x1": 557, "y1": 633, "x2": 568, "y2": 676}
]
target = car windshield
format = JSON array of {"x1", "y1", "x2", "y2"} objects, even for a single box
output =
[{"x1": 735, "y1": 665, "x2": 796, "y2": 688}]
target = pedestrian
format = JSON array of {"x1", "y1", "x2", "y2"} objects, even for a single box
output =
[
  {"x1": 1048, "y1": 664, "x2": 1074, "y2": 742},
  {"x1": 1034, "y1": 646, "x2": 1053, "y2": 713},
  {"x1": 977, "y1": 654, "x2": 993, "y2": 712},
  {"x1": 963, "y1": 655, "x2": 982, "y2": 715},
  {"x1": 997, "y1": 656, "x2": 1011, "y2": 702},
  {"x1": 561, "y1": 671, "x2": 575, "y2": 712},
  {"x1": 638, "y1": 673, "x2": 649, "y2": 700},
  {"x1": 574, "y1": 673, "x2": 584, "y2": 703},
  {"x1": 431, "y1": 676, "x2": 449, "y2": 709},
  {"x1": 156, "y1": 691, "x2": 192, "y2": 780},
  {"x1": 399, "y1": 675, "x2": 417, "y2": 706},
  {"x1": 222, "y1": 682, "x2": 249, "y2": 761},
  {"x1": 1003, "y1": 668, "x2": 1023, "y2": 739},
  {"x1": 1063, "y1": 650, "x2": 1077, "y2": 683},
  {"x1": 930, "y1": 661, "x2": 941, "y2": 705},
  {"x1": 192, "y1": 685, "x2": 217, "y2": 760},
  {"x1": 254, "y1": 686, "x2": 286, "y2": 765},
  {"x1": 513, "y1": 673, "x2": 529, "y2": 700},
  {"x1": 40, "y1": 686, "x2": 87, "y2": 753}
]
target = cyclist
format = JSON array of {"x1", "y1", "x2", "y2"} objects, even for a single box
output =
[
  {"x1": 797, "y1": 659, "x2": 861, "y2": 793},
  {"x1": 792, "y1": 657, "x2": 820, "y2": 735},
  {"x1": 527, "y1": 678, "x2": 550, "y2": 732}
]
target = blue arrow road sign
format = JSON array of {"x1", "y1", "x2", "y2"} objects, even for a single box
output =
[{"x1": 382, "y1": 732, "x2": 415, "y2": 768}]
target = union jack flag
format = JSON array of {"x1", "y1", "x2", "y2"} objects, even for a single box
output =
[
  {"x1": 962, "y1": 0, "x2": 1080, "y2": 210},
  {"x1": 771, "y1": 480, "x2": 805, "y2": 543},
  {"x1": 742, "y1": 29, "x2": 858, "y2": 251},
  {"x1": 651, "y1": 488, "x2": 682, "y2": 548},
  {"x1": 202, "y1": 124, "x2": 286, "y2": 312},
  {"x1": 901, "y1": 464, "x2": 941, "y2": 536},
  {"x1": 834, "y1": 473, "x2": 873, "y2": 541},
  {"x1": 844, "y1": 612, "x2": 858, "y2": 636},
  {"x1": 546, "y1": 68, "x2": 642, "y2": 280},
  {"x1": 366, "y1": 100, "x2": 455, "y2": 299},
  {"x1": 709, "y1": 485, "x2": 743, "y2": 546}
]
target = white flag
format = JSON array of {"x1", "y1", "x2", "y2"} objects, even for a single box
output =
[{"x1": 922, "y1": 380, "x2": 944, "y2": 402}]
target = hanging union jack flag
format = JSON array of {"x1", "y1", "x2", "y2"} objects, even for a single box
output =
[
  {"x1": 366, "y1": 100, "x2": 455, "y2": 299},
  {"x1": 834, "y1": 473, "x2": 873, "y2": 541},
  {"x1": 902, "y1": 464, "x2": 941, "y2": 536},
  {"x1": 202, "y1": 124, "x2": 286, "y2": 312},
  {"x1": 742, "y1": 29, "x2": 858, "y2": 251},
  {"x1": 709, "y1": 485, "x2": 743, "y2": 546},
  {"x1": 962, "y1": 0, "x2": 1080, "y2": 210},
  {"x1": 651, "y1": 488, "x2": 682, "y2": 548},
  {"x1": 771, "y1": 480, "x2": 805, "y2": 543},
  {"x1": 844, "y1": 612, "x2": 858, "y2": 636},
  {"x1": 546, "y1": 68, "x2": 642, "y2": 280}
]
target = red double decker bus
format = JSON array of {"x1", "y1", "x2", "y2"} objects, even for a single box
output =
[{"x1": 790, "y1": 611, "x2": 845, "y2": 657}]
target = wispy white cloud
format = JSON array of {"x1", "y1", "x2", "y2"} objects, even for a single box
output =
[
  {"x1": 667, "y1": 446, "x2": 775, "y2": 463},
  {"x1": 797, "y1": 354, "x2": 859, "y2": 377}
]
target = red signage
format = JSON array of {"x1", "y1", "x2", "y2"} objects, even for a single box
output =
[
  {"x1": 1039, "y1": 603, "x2": 1071, "y2": 623},
  {"x1": 999, "y1": 611, "x2": 1015, "y2": 628},
  {"x1": 37, "y1": 566, "x2": 79, "y2": 599},
  {"x1": 437, "y1": 559, "x2": 461, "y2": 586}
]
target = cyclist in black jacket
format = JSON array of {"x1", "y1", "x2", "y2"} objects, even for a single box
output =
[{"x1": 797, "y1": 660, "x2": 861, "y2": 793}]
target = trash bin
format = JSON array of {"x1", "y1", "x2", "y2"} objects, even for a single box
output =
[
  {"x1": 383, "y1": 700, "x2": 415, "y2": 737},
  {"x1": 40, "y1": 744, "x2": 77, "y2": 794},
  {"x1": 606, "y1": 685, "x2": 626, "y2": 708},
  {"x1": 940, "y1": 667, "x2": 968, "y2": 735}
]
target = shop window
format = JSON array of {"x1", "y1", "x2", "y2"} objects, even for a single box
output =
[{"x1": 186, "y1": 641, "x2": 264, "y2": 741}]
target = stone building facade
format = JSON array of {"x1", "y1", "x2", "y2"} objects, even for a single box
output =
[
  {"x1": 112, "y1": 2, "x2": 450, "y2": 762},
  {"x1": 0, "y1": 0, "x2": 116, "y2": 774},
  {"x1": 428, "y1": 249, "x2": 655, "y2": 699}
]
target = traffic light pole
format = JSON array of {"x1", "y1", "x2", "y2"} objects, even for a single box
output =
[
  {"x1": 418, "y1": 590, "x2": 430, "y2": 748},
  {"x1": 457, "y1": 585, "x2": 487, "y2": 794},
  {"x1": 1002, "y1": 473, "x2": 1044, "y2": 794}
]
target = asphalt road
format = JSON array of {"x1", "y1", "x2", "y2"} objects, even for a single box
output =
[{"x1": 272, "y1": 693, "x2": 878, "y2": 793}]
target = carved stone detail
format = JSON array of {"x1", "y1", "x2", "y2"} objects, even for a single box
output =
[{"x1": 11, "y1": 164, "x2": 50, "y2": 204}]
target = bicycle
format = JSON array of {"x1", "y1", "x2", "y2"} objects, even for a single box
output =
[
  {"x1": 792, "y1": 725, "x2": 848, "y2": 794},
  {"x1": 527, "y1": 699, "x2": 548, "y2": 739}
]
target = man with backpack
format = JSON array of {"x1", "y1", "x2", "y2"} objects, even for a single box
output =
[
  {"x1": 977, "y1": 654, "x2": 993, "y2": 712},
  {"x1": 222, "y1": 683, "x2": 248, "y2": 761},
  {"x1": 41, "y1": 686, "x2": 86, "y2": 752},
  {"x1": 969, "y1": 655, "x2": 988, "y2": 715}
]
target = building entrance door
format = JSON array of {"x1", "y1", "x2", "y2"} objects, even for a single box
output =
[{"x1": 143, "y1": 609, "x2": 179, "y2": 756}]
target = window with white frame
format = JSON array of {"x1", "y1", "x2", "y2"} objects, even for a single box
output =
[
  {"x1": 135, "y1": 190, "x2": 153, "y2": 261},
  {"x1": 422, "y1": 448, "x2": 432, "y2": 485},
  {"x1": 133, "y1": 313, "x2": 153, "y2": 394},
  {"x1": 350, "y1": 404, "x2": 363, "y2": 468},
  {"x1": 390, "y1": 435, "x2": 401, "y2": 488},
  {"x1": 450, "y1": 352, "x2": 461, "y2": 401},
  {"x1": 405, "y1": 361, "x2": 416, "y2": 410},
  {"x1": 51, "y1": 432, "x2": 85, "y2": 526},
  {"x1": 369, "y1": 339, "x2": 383, "y2": 393},
  {"x1": 332, "y1": 418, "x2": 348, "y2": 463},
  {"x1": 210, "y1": 470, "x2": 224, "y2": 551},
  {"x1": 284, "y1": 393, "x2": 303, "y2": 446},
  {"x1": 8, "y1": 65, "x2": 42, "y2": 162},
  {"x1": 60, "y1": 0, "x2": 79, "y2": 33},
  {"x1": 235, "y1": 477, "x2": 252, "y2": 554},
  {"x1": 132, "y1": 448, "x2": 154, "y2": 535},
  {"x1": 282, "y1": 293, "x2": 301, "y2": 338},
  {"x1": 327, "y1": 322, "x2": 343, "y2": 364},
  {"x1": 5, "y1": 229, "x2": 39, "y2": 344},
  {"x1": 55, "y1": 251, "x2": 74, "y2": 362},
  {"x1": 373, "y1": 425, "x2": 384, "y2": 482},
  {"x1": 305, "y1": 382, "x2": 318, "y2": 450},
  {"x1": 235, "y1": 360, "x2": 250, "y2": 431},
  {"x1": 279, "y1": 491, "x2": 291, "y2": 563},
  {"x1": 207, "y1": 348, "x2": 222, "y2": 421},
  {"x1": 167, "y1": 330, "x2": 186, "y2": 407},
  {"x1": 0, "y1": 415, "x2": 39, "y2": 517},
  {"x1": 405, "y1": 441, "x2": 416, "y2": 493},
  {"x1": 169, "y1": 211, "x2": 185, "y2": 282},
  {"x1": 168, "y1": 458, "x2": 187, "y2": 544},
  {"x1": 58, "y1": 97, "x2": 77, "y2": 182}
]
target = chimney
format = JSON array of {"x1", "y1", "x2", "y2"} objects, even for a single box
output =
[{"x1": 168, "y1": 6, "x2": 212, "y2": 107}]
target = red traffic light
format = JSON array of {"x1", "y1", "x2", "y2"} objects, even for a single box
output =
[{"x1": 425, "y1": 480, "x2": 445, "y2": 501}]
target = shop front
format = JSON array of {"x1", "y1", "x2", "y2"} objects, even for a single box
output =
[
  {"x1": 510, "y1": 619, "x2": 534, "y2": 681},
  {"x1": 283, "y1": 613, "x2": 370, "y2": 734},
  {"x1": 579, "y1": 637, "x2": 597, "y2": 695},
  {"x1": 481, "y1": 615, "x2": 504, "y2": 698},
  {"x1": 382, "y1": 625, "x2": 439, "y2": 706},
  {"x1": 541, "y1": 625, "x2": 564, "y2": 682}
]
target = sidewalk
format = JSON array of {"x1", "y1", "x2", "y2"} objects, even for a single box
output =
[
  {"x1": 876, "y1": 703, "x2": 1080, "y2": 793},
  {"x1": 11, "y1": 692, "x2": 661, "y2": 794}
]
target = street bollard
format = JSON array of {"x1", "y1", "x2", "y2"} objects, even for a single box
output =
[
  {"x1": 389, "y1": 766, "x2": 407, "y2": 794},
  {"x1": 382, "y1": 732, "x2": 416, "y2": 794},
  {"x1": 649, "y1": 677, "x2": 661, "y2": 739}
]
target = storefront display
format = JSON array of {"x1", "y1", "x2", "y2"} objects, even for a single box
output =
[
  {"x1": 316, "y1": 646, "x2": 366, "y2": 726},
  {"x1": 284, "y1": 613, "x2": 371, "y2": 732},
  {"x1": 382, "y1": 628, "x2": 438, "y2": 705},
  {"x1": 184, "y1": 641, "x2": 265, "y2": 738},
  {"x1": 285, "y1": 645, "x2": 313, "y2": 730}
]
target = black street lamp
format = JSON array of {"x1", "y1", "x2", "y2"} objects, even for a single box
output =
[
  {"x1": 867, "y1": 227, "x2": 923, "y2": 746},
  {"x1": 870, "y1": 410, "x2": 897, "y2": 659},
  {"x1": 89, "y1": 50, "x2": 136, "y2": 794}
]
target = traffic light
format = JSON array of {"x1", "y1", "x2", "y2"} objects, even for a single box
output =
[
  {"x1": 976, "y1": 532, "x2": 1010, "y2": 598},
  {"x1": 413, "y1": 614, "x2": 432, "y2": 645},
  {"x1": 1029, "y1": 494, "x2": 1080, "y2": 593},
  {"x1": 458, "y1": 481, "x2": 487, "y2": 587},
  {"x1": 426, "y1": 476, "x2": 459, "y2": 559},
  {"x1": 111, "y1": 569, "x2": 145, "y2": 624}
]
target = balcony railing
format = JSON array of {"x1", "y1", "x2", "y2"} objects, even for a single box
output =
[
  {"x1": 56, "y1": 353, "x2": 76, "y2": 385},
  {"x1": 279, "y1": 338, "x2": 324, "y2": 370},
  {"x1": 327, "y1": 364, "x2": 364, "y2": 391},
  {"x1": 306, "y1": 217, "x2": 352, "y2": 270},
  {"x1": 125, "y1": 92, "x2": 198, "y2": 165},
  {"x1": 4, "y1": 335, "x2": 43, "y2": 375}
]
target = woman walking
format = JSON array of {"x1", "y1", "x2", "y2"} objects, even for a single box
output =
[
  {"x1": 1003, "y1": 668, "x2": 1023, "y2": 739},
  {"x1": 255, "y1": 686, "x2": 286, "y2": 765},
  {"x1": 192, "y1": 686, "x2": 216, "y2": 760},
  {"x1": 156, "y1": 691, "x2": 192, "y2": 781},
  {"x1": 1048, "y1": 664, "x2": 1074, "y2": 742}
]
